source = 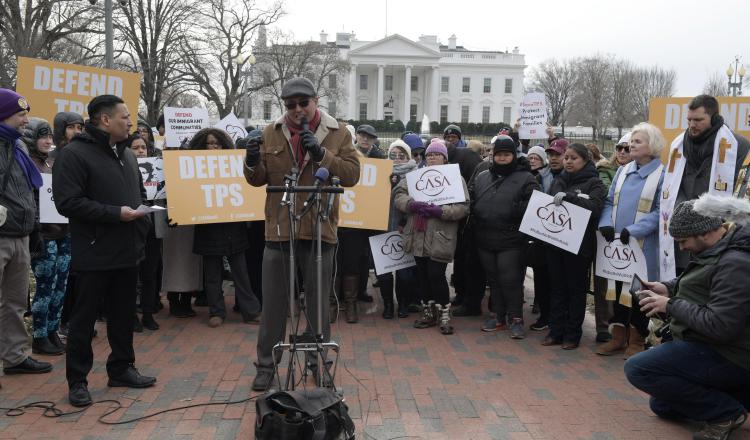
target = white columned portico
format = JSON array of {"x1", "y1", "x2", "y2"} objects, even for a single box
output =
[
  {"x1": 430, "y1": 66, "x2": 439, "y2": 122},
  {"x1": 376, "y1": 64, "x2": 385, "y2": 120},
  {"x1": 403, "y1": 65, "x2": 412, "y2": 124},
  {"x1": 348, "y1": 64, "x2": 358, "y2": 119}
]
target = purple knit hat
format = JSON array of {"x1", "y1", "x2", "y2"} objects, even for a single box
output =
[
  {"x1": 0, "y1": 89, "x2": 30, "y2": 122},
  {"x1": 425, "y1": 140, "x2": 448, "y2": 160}
]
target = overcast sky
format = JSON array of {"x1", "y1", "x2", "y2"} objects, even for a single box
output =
[{"x1": 275, "y1": 0, "x2": 749, "y2": 96}]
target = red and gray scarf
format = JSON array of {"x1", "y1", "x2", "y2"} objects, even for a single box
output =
[{"x1": 285, "y1": 110, "x2": 321, "y2": 170}]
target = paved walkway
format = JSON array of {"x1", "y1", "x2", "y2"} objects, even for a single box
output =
[{"x1": 1, "y1": 277, "x2": 748, "y2": 440}]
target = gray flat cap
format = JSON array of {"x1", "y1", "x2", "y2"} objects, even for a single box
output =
[
  {"x1": 356, "y1": 124, "x2": 377, "y2": 138},
  {"x1": 281, "y1": 77, "x2": 316, "y2": 99}
]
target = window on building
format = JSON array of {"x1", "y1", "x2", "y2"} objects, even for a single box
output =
[
  {"x1": 482, "y1": 106, "x2": 490, "y2": 124},
  {"x1": 462, "y1": 77, "x2": 470, "y2": 93},
  {"x1": 328, "y1": 101, "x2": 337, "y2": 117},
  {"x1": 503, "y1": 106, "x2": 512, "y2": 124},
  {"x1": 411, "y1": 76, "x2": 418, "y2": 92},
  {"x1": 505, "y1": 78, "x2": 513, "y2": 93},
  {"x1": 359, "y1": 74, "x2": 368, "y2": 90},
  {"x1": 483, "y1": 78, "x2": 491, "y2": 93},
  {"x1": 359, "y1": 102, "x2": 368, "y2": 120},
  {"x1": 263, "y1": 100, "x2": 272, "y2": 120},
  {"x1": 461, "y1": 106, "x2": 469, "y2": 123},
  {"x1": 329, "y1": 74, "x2": 337, "y2": 89},
  {"x1": 440, "y1": 105, "x2": 448, "y2": 124},
  {"x1": 410, "y1": 104, "x2": 418, "y2": 121},
  {"x1": 385, "y1": 75, "x2": 393, "y2": 91},
  {"x1": 441, "y1": 76, "x2": 449, "y2": 92}
]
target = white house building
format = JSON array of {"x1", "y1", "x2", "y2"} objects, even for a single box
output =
[{"x1": 252, "y1": 32, "x2": 526, "y2": 127}]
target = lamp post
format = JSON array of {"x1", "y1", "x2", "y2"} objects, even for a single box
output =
[
  {"x1": 235, "y1": 53, "x2": 257, "y2": 126},
  {"x1": 726, "y1": 56, "x2": 746, "y2": 97}
]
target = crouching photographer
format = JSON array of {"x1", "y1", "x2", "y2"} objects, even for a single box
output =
[{"x1": 625, "y1": 195, "x2": 750, "y2": 440}]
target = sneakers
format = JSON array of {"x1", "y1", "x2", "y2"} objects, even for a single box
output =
[
  {"x1": 252, "y1": 367, "x2": 274, "y2": 391},
  {"x1": 693, "y1": 412, "x2": 747, "y2": 440},
  {"x1": 481, "y1": 317, "x2": 507, "y2": 332},
  {"x1": 414, "y1": 301, "x2": 438, "y2": 329},
  {"x1": 529, "y1": 319, "x2": 549, "y2": 331},
  {"x1": 509, "y1": 318, "x2": 526, "y2": 339},
  {"x1": 438, "y1": 304, "x2": 454, "y2": 335}
]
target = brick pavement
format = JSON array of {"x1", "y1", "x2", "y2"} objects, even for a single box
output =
[{"x1": 1, "y1": 276, "x2": 749, "y2": 440}]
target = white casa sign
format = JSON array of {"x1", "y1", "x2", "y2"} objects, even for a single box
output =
[
  {"x1": 369, "y1": 232, "x2": 416, "y2": 275},
  {"x1": 519, "y1": 190, "x2": 591, "y2": 254},
  {"x1": 405, "y1": 164, "x2": 465, "y2": 206},
  {"x1": 594, "y1": 232, "x2": 648, "y2": 283},
  {"x1": 40, "y1": 174, "x2": 68, "y2": 224}
]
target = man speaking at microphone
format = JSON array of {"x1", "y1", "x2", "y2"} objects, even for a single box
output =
[{"x1": 242, "y1": 77, "x2": 360, "y2": 391}]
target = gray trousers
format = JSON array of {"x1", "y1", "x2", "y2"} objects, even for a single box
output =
[
  {"x1": 204, "y1": 253, "x2": 260, "y2": 320},
  {"x1": 0, "y1": 236, "x2": 30, "y2": 366},
  {"x1": 256, "y1": 241, "x2": 333, "y2": 372}
]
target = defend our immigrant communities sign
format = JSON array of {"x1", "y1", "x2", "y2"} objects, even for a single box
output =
[
  {"x1": 594, "y1": 232, "x2": 648, "y2": 283},
  {"x1": 15, "y1": 57, "x2": 140, "y2": 127},
  {"x1": 137, "y1": 157, "x2": 166, "y2": 200},
  {"x1": 40, "y1": 174, "x2": 67, "y2": 224},
  {"x1": 162, "y1": 150, "x2": 265, "y2": 224},
  {"x1": 518, "y1": 93, "x2": 548, "y2": 139},
  {"x1": 405, "y1": 164, "x2": 465, "y2": 206},
  {"x1": 164, "y1": 107, "x2": 209, "y2": 149},
  {"x1": 338, "y1": 157, "x2": 393, "y2": 231},
  {"x1": 649, "y1": 97, "x2": 750, "y2": 163},
  {"x1": 519, "y1": 190, "x2": 592, "y2": 254},
  {"x1": 369, "y1": 232, "x2": 416, "y2": 275}
]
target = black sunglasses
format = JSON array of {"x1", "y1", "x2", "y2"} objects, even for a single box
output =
[
  {"x1": 284, "y1": 99, "x2": 310, "y2": 110},
  {"x1": 616, "y1": 145, "x2": 630, "y2": 152}
]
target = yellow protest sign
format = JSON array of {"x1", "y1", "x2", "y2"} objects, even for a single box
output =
[
  {"x1": 162, "y1": 150, "x2": 266, "y2": 224},
  {"x1": 15, "y1": 57, "x2": 141, "y2": 127},
  {"x1": 649, "y1": 97, "x2": 750, "y2": 162},
  {"x1": 338, "y1": 157, "x2": 393, "y2": 231}
]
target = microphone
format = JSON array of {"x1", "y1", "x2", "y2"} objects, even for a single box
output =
[
  {"x1": 302, "y1": 167, "x2": 329, "y2": 209},
  {"x1": 323, "y1": 176, "x2": 340, "y2": 219},
  {"x1": 301, "y1": 117, "x2": 309, "y2": 133},
  {"x1": 281, "y1": 166, "x2": 299, "y2": 205}
]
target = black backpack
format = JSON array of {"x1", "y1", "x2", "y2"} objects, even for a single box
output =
[{"x1": 255, "y1": 388, "x2": 355, "y2": 440}]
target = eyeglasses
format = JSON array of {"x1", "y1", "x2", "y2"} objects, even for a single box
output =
[
  {"x1": 284, "y1": 99, "x2": 310, "y2": 110},
  {"x1": 389, "y1": 152, "x2": 407, "y2": 160},
  {"x1": 425, "y1": 152, "x2": 443, "y2": 158},
  {"x1": 616, "y1": 145, "x2": 630, "y2": 152}
]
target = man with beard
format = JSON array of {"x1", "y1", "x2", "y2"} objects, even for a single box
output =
[{"x1": 659, "y1": 95, "x2": 749, "y2": 279}]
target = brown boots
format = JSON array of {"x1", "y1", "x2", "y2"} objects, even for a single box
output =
[
  {"x1": 342, "y1": 275, "x2": 359, "y2": 323},
  {"x1": 596, "y1": 324, "x2": 646, "y2": 359},
  {"x1": 596, "y1": 324, "x2": 627, "y2": 356}
]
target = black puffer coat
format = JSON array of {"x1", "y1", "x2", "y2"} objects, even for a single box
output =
[
  {"x1": 547, "y1": 161, "x2": 606, "y2": 258},
  {"x1": 470, "y1": 157, "x2": 540, "y2": 250}
]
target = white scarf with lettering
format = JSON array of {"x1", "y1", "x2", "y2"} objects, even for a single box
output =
[{"x1": 659, "y1": 125, "x2": 737, "y2": 280}]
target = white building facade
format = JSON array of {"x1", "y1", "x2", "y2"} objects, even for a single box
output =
[{"x1": 253, "y1": 33, "x2": 526, "y2": 127}]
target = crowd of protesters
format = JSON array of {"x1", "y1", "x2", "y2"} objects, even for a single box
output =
[{"x1": 2, "y1": 86, "x2": 750, "y2": 439}]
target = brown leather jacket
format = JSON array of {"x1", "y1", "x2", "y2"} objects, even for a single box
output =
[{"x1": 244, "y1": 110, "x2": 360, "y2": 244}]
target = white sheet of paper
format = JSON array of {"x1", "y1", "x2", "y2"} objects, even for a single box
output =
[
  {"x1": 405, "y1": 164, "x2": 465, "y2": 206},
  {"x1": 369, "y1": 232, "x2": 417, "y2": 275},
  {"x1": 594, "y1": 232, "x2": 649, "y2": 283},
  {"x1": 518, "y1": 93, "x2": 548, "y2": 139},
  {"x1": 40, "y1": 174, "x2": 68, "y2": 224},
  {"x1": 519, "y1": 190, "x2": 592, "y2": 254},
  {"x1": 214, "y1": 112, "x2": 248, "y2": 143},
  {"x1": 135, "y1": 204, "x2": 166, "y2": 215}
]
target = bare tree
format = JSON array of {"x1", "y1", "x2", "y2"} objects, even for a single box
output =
[
  {"x1": 631, "y1": 65, "x2": 677, "y2": 121},
  {"x1": 529, "y1": 58, "x2": 578, "y2": 135},
  {"x1": 703, "y1": 72, "x2": 729, "y2": 97},
  {"x1": 609, "y1": 60, "x2": 638, "y2": 138},
  {"x1": 0, "y1": 0, "x2": 101, "y2": 87},
  {"x1": 572, "y1": 54, "x2": 613, "y2": 140},
  {"x1": 254, "y1": 29, "x2": 350, "y2": 115},
  {"x1": 179, "y1": 0, "x2": 283, "y2": 118}
]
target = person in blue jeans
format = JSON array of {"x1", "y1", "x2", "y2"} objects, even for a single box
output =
[{"x1": 626, "y1": 198, "x2": 750, "y2": 440}]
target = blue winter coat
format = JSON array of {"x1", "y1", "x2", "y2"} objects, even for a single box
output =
[{"x1": 598, "y1": 157, "x2": 664, "y2": 280}]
